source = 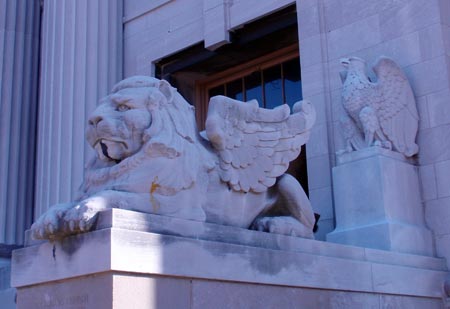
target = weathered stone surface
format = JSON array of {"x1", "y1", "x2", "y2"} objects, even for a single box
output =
[
  {"x1": 426, "y1": 197, "x2": 450, "y2": 237},
  {"x1": 16, "y1": 273, "x2": 446, "y2": 309},
  {"x1": 191, "y1": 280, "x2": 381, "y2": 309},
  {"x1": 17, "y1": 274, "x2": 111, "y2": 309},
  {"x1": 419, "y1": 163, "x2": 438, "y2": 201},
  {"x1": 436, "y1": 234, "x2": 450, "y2": 269},
  {"x1": 17, "y1": 273, "x2": 192, "y2": 309},
  {"x1": 327, "y1": 16, "x2": 382, "y2": 60}
]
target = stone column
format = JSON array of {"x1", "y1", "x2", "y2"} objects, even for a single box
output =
[
  {"x1": 0, "y1": 0, "x2": 40, "y2": 245},
  {"x1": 35, "y1": 0, "x2": 123, "y2": 218}
]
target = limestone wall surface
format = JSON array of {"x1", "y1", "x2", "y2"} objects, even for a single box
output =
[{"x1": 123, "y1": 0, "x2": 294, "y2": 75}]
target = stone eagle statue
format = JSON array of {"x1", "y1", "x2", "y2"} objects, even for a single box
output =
[{"x1": 339, "y1": 56, "x2": 419, "y2": 157}]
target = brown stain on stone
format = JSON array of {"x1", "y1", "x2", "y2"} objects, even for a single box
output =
[{"x1": 150, "y1": 176, "x2": 161, "y2": 213}]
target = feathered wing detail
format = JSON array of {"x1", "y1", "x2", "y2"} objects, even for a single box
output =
[
  {"x1": 205, "y1": 95, "x2": 316, "y2": 193},
  {"x1": 372, "y1": 57, "x2": 419, "y2": 156}
]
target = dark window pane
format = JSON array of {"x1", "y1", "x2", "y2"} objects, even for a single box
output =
[
  {"x1": 263, "y1": 65, "x2": 283, "y2": 109},
  {"x1": 226, "y1": 79, "x2": 244, "y2": 101},
  {"x1": 209, "y1": 85, "x2": 225, "y2": 98},
  {"x1": 245, "y1": 71, "x2": 263, "y2": 107},
  {"x1": 286, "y1": 145, "x2": 309, "y2": 196},
  {"x1": 283, "y1": 58, "x2": 302, "y2": 109}
]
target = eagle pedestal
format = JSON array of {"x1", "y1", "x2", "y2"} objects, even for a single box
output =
[{"x1": 327, "y1": 147, "x2": 434, "y2": 256}]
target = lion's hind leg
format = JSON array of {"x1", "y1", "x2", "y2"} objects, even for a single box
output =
[
  {"x1": 252, "y1": 216, "x2": 314, "y2": 238},
  {"x1": 251, "y1": 174, "x2": 315, "y2": 239}
]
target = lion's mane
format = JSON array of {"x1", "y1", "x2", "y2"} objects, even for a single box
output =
[{"x1": 80, "y1": 76, "x2": 215, "y2": 199}]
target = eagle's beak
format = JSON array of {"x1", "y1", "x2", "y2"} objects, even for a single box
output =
[{"x1": 340, "y1": 58, "x2": 350, "y2": 67}]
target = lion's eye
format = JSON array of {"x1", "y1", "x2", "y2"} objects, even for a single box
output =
[{"x1": 116, "y1": 104, "x2": 130, "y2": 112}]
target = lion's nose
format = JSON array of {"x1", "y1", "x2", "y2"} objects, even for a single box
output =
[{"x1": 89, "y1": 115, "x2": 103, "y2": 126}]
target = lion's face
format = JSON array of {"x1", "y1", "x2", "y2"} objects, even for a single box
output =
[{"x1": 86, "y1": 87, "x2": 153, "y2": 163}]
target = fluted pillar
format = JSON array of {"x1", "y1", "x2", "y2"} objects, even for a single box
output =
[
  {"x1": 35, "y1": 0, "x2": 123, "y2": 218},
  {"x1": 0, "y1": 0, "x2": 40, "y2": 245}
]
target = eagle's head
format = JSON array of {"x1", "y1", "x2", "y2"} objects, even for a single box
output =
[{"x1": 340, "y1": 57, "x2": 366, "y2": 71}]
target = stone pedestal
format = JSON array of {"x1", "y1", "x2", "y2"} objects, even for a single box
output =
[
  {"x1": 327, "y1": 147, "x2": 434, "y2": 256},
  {"x1": 12, "y1": 209, "x2": 448, "y2": 308}
]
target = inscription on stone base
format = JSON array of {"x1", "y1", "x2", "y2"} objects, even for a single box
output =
[{"x1": 17, "y1": 274, "x2": 105, "y2": 309}]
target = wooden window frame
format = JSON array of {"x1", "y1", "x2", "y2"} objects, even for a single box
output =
[{"x1": 194, "y1": 44, "x2": 300, "y2": 128}]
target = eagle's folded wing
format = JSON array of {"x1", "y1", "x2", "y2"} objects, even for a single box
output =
[
  {"x1": 372, "y1": 57, "x2": 419, "y2": 156},
  {"x1": 205, "y1": 96, "x2": 315, "y2": 193}
]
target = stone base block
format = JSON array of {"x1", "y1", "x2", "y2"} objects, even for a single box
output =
[
  {"x1": 328, "y1": 147, "x2": 434, "y2": 255},
  {"x1": 327, "y1": 221, "x2": 434, "y2": 254},
  {"x1": 12, "y1": 209, "x2": 449, "y2": 308},
  {"x1": 16, "y1": 273, "x2": 446, "y2": 309}
]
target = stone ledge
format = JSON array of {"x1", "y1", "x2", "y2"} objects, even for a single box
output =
[
  {"x1": 13, "y1": 209, "x2": 449, "y2": 299},
  {"x1": 100, "y1": 209, "x2": 446, "y2": 270}
]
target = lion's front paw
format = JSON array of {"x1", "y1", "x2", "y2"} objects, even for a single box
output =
[
  {"x1": 31, "y1": 203, "x2": 74, "y2": 240},
  {"x1": 31, "y1": 196, "x2": 110, "y2": 240},
  {"x1": 62, "y1": 196, "x2": 109, "y2": 234},
  {"x1": 251, "y1": 216, "x2": 314, "y2": 239}
]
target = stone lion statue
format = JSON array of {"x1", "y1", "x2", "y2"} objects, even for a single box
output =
[{"x1": 31, "y1": 76, "x2": 317, "y2": 240}]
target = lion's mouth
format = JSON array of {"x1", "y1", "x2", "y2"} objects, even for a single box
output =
[
  {"x1": 94, "y1": 139, "x2": 128, "y2": 164},
  {"x1": 99, "y1": 141, "x2": 121, "y2": 164}
]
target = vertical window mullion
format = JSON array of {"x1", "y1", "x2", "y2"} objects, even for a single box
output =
[
  {"x1": 242, "y1": 78, "x2": 246, "y2": 102},
  {"x1": 261, "y1": 69, "x2": 265, "y2": 108},
  {"x1": 281, "y1": 63, "x2": 286, "y2": 105}
]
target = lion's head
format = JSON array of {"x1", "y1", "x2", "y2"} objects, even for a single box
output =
[
  {"x1": 82, "y1": 76, "x2": 214, "y2": 196},
  {"x1": 86, "y1": 84, "x2": 151, "y2": 163},
  {"x1": 86, "y1": 76, "x2": 200, "y2": 162}
]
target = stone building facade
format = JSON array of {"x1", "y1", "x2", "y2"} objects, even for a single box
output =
[{"x1": 1, "y1": 0, "x2": 450, "y2": 307}]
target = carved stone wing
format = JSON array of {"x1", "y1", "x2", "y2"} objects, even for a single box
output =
[
  {"x1": 372, "y1": 57, "x2": 419, "y2": 156},
  {"x1": 205, "y1": 96, "x2": 316, "y2": 193}
]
